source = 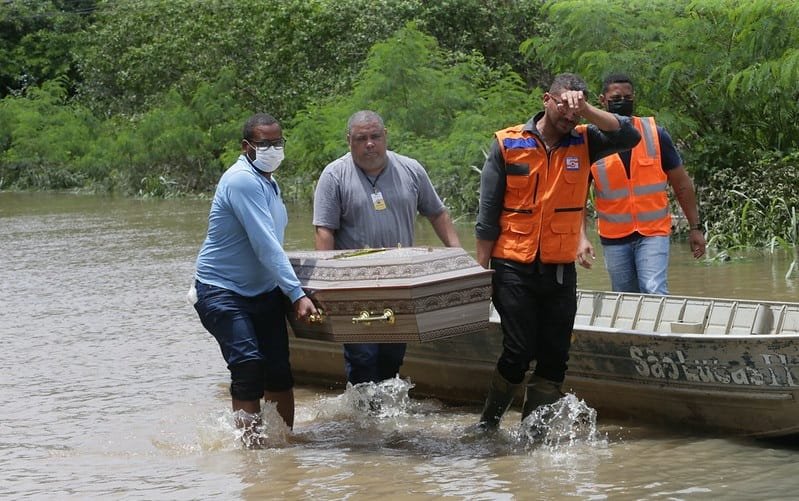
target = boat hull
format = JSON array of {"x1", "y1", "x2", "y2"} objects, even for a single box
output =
[
  {"x1": 289, "y1": 289, "x2": 799, "y2": 438},
  {"x1": 567, "y1": 326, "x2": 799, "y2": 438}
]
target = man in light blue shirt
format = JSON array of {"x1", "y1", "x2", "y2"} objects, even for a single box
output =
[{"x1": 193, "y1": 113, "x2": 316, "y2": 441}]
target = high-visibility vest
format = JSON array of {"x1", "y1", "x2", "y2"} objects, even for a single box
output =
[
  {"x1": 590, "y1": 116, "x2": 671, "y2": 238},
  {"x1": 492, "y1": 124, "x2": 591, "y2": 264}
]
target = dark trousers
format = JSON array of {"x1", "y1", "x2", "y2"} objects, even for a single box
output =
[
  {"x1": 343, "y1": 342, "x2": 407, "y2": 384},
  {"x1": 193, "y1": 281, "x2": 293, "y2": 392},
  {"x1": 490, "y1": 260, "x2": 577, "y2": 385}
]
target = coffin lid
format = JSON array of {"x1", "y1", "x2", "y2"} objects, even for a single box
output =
[{"x1": 287, "y1": 246, "x2": 491, "y2": 290}]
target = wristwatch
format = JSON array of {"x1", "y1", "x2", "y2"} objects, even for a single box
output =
[{"x1": 690, "y1": 222, "x2": 702, "y2": 230}]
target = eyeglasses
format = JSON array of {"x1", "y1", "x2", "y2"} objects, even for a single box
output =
[
  {"x1": 606, "y1": 96, "x2": 634, "y2": 103},
  {"x1": 246, "y1": 137, "x2": 286, "y2": 149}
]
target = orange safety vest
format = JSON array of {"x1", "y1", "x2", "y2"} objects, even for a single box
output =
[
  {"x1": 492, "y1": 124, "x2": 591, "y2": 264},
  {"x1": 590, "y1": 116, "x2": 671, "y2": 238}
]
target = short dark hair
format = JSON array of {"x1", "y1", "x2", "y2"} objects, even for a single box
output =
[
  {"x1": 243, "y1": 113, "x2": 279, "y2": 141},
  {"x1": 549, "y1": 73, "x2": 588, "y2": 95},
  {"x1": 601, "y1": 73, "x2": 634, "y2": 93}
]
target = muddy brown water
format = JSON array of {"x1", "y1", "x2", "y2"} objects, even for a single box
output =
[{"x1": 2, "y1": 191, "x2": 798, "y2": 500}]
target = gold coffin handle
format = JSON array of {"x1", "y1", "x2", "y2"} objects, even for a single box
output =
[
  {"x1": 308, "y1": 309, "x2": 325, "y2": 324},
  {"x1": 352, "y1": 308, "x2": 395, "y2": 325}
]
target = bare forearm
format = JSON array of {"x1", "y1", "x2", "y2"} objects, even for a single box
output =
[
  {"x1": 577, "y1": 212, "x2": 596, "y2": 269},
  {"x1": 669, "y1": 168, "x2": 701, "y2": 226},
  {"x1": 429, "y1": 211, "x2": 461, "y2": 247},
  {"x1": 675, "y1": 187, "x2": 700, "y2": 226},
  {"x1": 475, "y1": 238, "x2": 495, "y2": 269}
]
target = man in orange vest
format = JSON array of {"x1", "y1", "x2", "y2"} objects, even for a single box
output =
[
  {"x1": 472, "y1": 73, "x2": 641, "y2": 432},
  {"x1": 591, "y1": 73, "x2": 706, "y2": 294}
]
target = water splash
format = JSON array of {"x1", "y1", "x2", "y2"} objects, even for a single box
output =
[
  {"x1": 196, "y1": 402, "x2": 291, "y2": 450},
  {"x1": 194, "y1": 383, "x2": 603, "y2": 457},
  {"x1": 315, "y1": 376, "x2": 416, "y2": 422},
  {"x1": 516, "y1": 393, "x2": 601, "y2": 450}
]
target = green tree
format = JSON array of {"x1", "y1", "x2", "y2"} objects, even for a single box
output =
[
  {"x1": 0, "y1": 77, "x2": 96, "y2": 189},
  {"x1": 288, "y1": 23, "x2": 533, "y2": 215},
  {"x1": 74, "y1": 0, "x2": 546, "y2": 120},
  {"x1": 0, "y1": 0, "x2": 95, "y2": 97},
  {"x1": 75, "y1": 0, "x2": 421, "y2": 118},
  {"x1": 522, "y1": 0, "x2": 799, "y2": 250},
  {"x1": 699, "y1": 150, "x2": 799, "y2": 265},
  {"x1": 352, "y1": 23, "x2": 472, "y2": 139},
  {"x1": 416, "y1": 0, "x2": 547, "y2": 88},
  {"x1": 77, "y1": 70, "x2": 248, "y2": 196},
  {"x1": 522, "y1": 0, "x2": 799, "y2": 171}
]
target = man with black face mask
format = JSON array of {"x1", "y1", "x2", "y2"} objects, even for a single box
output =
[{"x1": 590, "y1": 73, "x2": 706, "y2": 295}]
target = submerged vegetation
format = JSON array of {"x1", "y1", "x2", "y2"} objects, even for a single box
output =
[{"x1": 0, "y1": 0, "x2": 797, "y2": 265}]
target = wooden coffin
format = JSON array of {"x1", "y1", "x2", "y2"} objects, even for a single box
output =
[{"x1": 286, "y1": 247, "x2": 493, "y2": 343}]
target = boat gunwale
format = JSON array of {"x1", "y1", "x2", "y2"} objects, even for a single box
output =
[
  {"x1": 570, "y1": 323, "x2": 799, "y2": 340},
  {"x1": 577, "y1": 289, "x2": 799, "y2": 308},
  {"x1": 573, "y1": 289, "x2": 799, "y2": 337}
]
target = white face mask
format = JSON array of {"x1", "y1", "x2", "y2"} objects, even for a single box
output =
[{"x1": 252, "y1": 146, "x2": 284, "y2": 173}]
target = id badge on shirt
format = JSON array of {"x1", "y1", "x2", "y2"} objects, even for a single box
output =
[{"x1": 371, "y1": 191, "x2": 387, "y2": 211}]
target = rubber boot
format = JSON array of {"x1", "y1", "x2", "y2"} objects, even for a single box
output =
[
  {"x1": 474, "y1": 370, "x2": 521, "y2": 432},
  {"x1": 521, "y1": 374, "x2": 564, "y2": 421}
]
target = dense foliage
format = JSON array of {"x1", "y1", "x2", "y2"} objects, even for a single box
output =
[
  {"x1": 700, "y1": 151, "x2": 799, "y2": 253},
  {"x1": 523, "y1": 0, "x2": 799, "y2": 258},
  {"x1": 288, "y1": 23, "x2": 533, "y2": 215},
  {"x1": 524, "y1": 0, "x2": 799, "y2": 175},
  {"x1": 0, "y1": 0, "x2": 92, "y2": 96},
  {"x1": 0, "y1": 0, "x2": 797, "y2": 259}
]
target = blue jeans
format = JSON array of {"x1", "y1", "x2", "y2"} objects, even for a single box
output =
[
  {"x1": 602, "y1": 235, "x2": 670, "y2": 294},
  {"x1": 193, "y1": 281, "x2": 293, "y2": 391},
  {"x1": 343, "y1": 343, "x2": 407, "y2": 384}
]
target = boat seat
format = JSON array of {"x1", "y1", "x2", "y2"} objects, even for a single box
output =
[
  {"x1": 591, "y1": 293, "x2": 622, "y2": 328},
  {"x1": 655, "y1": 297, "x2": 686, "y2": 333},
  {"x1": 777, "y1": 305, "x2": 799, "y2": 335},
  {"x1": 727, "y1": 302, "x2": 761, "y2": 335},
  {"x1": 682, "y1": 301, "x2": 710, "y2": 332},
  {"x1": 635, "y1": 295, "x2": 664, "y2": 332},
  {"x1": 613, "y1": 294, "x2": 641, "y2": 329},
  {"x1": 574, "y1": 291, "x2": 595, "y2": 326},
  {"x1": 750, "y1": 304, "x2": 775, "y2": 335},
  {"x1": 705, "y1": 300, "x2": 734, "y2": 334}
]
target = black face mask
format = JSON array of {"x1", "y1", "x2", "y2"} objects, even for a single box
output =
[{"x1": 607, "y1": 99, "x2": 634, "y2": 117}]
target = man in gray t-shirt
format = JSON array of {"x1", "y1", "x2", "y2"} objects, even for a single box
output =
[{"x1": 313, "y1": 110, "x2": 461, "y2": 384}]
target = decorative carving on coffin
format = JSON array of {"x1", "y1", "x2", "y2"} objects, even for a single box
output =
[{"x1": 315, "y1": 286, "x2": 492, "y2": 316}]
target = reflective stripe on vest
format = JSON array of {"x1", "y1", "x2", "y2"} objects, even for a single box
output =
[
  {"x1": 591, "y1": 116, "x2": 671, "y2": 238},
  {"x1": 593, "y1": 157, "x2": 629, "y2": 200},
  {"x1": 639, "y1": 114, "x2": 658, "y2": 157}
]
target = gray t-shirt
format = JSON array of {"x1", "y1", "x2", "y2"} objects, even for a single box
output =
[{"x1": 313, "y1": 151, "x2": 446, "y2": 249}]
